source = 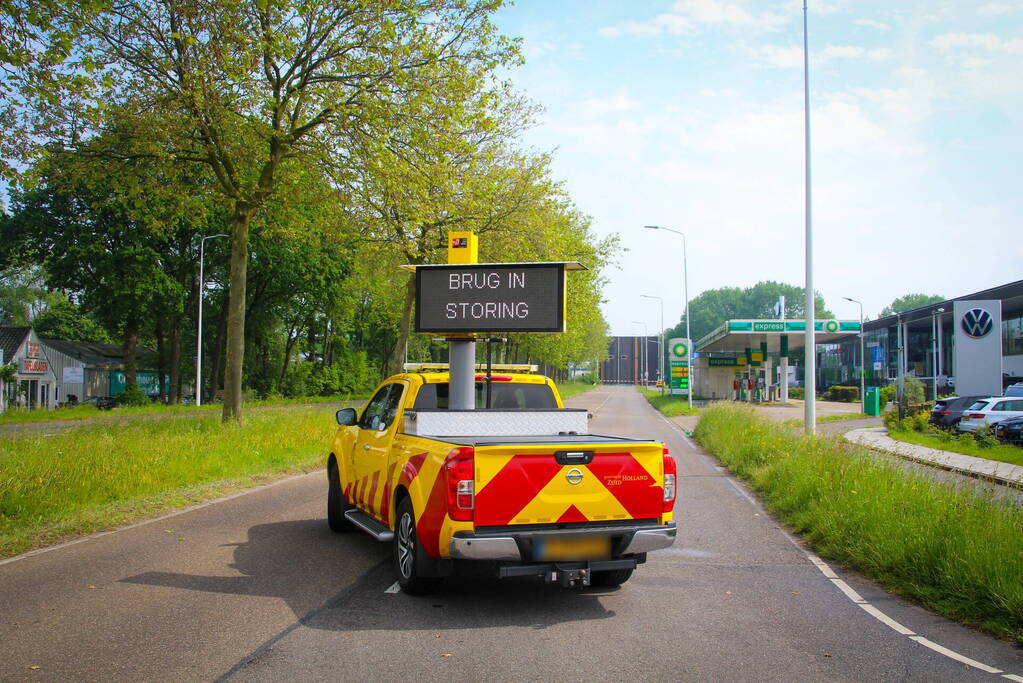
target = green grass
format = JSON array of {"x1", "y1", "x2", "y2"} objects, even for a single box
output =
[
  {"x1": 0, "y1": 393, "x2": 367, "y2": 425},
  {"x1": 637, "y1": 387, "x2": 700, "y2": 416},
  {"x1": 0, "y1": 404, "x2": 337, "y2": 558},
  {"x1": 889, "y1": 428, "x2": 1023, "y2": 467},
  {"x1": 693, "y1": 403, "x2": 1023, "y2": 642},
  {"x1": 556, "y1": 380, "x2": 599, "y2": 400}
]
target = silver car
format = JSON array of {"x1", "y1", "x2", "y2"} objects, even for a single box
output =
[{"x1": 958, "y1": 397, "x2": 1023, "y2": 433}]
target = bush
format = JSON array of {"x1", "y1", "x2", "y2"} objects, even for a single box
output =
[
  {"x1": 904, "y1": 376, "x2": 925, "y2": 405},
  {"x1": 788, "y1": 387, "x2": 804, "y2": 400},
  {"x1": 115, "y1": 384, "x2": 149, "y2": 407},
  {"x1": 878, "y1": 384, "x2": 896, "y2": 405},
  {"x1": 823, "y1": 385, "x2": 860, "y2": 402}
]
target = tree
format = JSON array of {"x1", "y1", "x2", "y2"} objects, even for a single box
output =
[
  {"x1": 879, "y1": 293, "x2": 944, "y2": 317},
  {"x1": 670, "y1": 281, "x2": 832, "y2": 346},
  {"x1": 32, "y1": 0, "x2": 517, "y2": 422},
  {"x1": 31, "y1": 298, "x2": 112, "y2": 343}
]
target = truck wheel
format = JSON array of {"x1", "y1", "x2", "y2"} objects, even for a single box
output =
[
  {"x1": 591, "y1": 568, "x2": 633, "y2": 587},
  {"x1": 394, "y1": 497, "x2": 440, "y2": 595},
  {"x1": 327, "y1": 461, "x2": 354, "y2": 533}
]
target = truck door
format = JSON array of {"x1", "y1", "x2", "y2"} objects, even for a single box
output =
[{"x1": 352, "y1": 382, "x2": 407, "y2": 521}]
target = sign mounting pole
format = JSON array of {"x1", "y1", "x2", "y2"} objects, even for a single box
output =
[{"x1": 447, "y1": 231, "x2": 478, "y2": 411}]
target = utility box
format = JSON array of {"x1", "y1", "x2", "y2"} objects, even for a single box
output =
[{"x1": 863, "y1": 387, "x2": 880, "y2": 416}]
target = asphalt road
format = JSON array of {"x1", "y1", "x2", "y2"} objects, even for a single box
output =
[{"x1": 2, "y1": 386, "x2": 1021, "y2": 681}]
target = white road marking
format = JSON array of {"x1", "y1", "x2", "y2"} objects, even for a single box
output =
[
  {"x1": 648, "y1": 403, "x2": 1021, "y2": 680},
  {"x1": 384, "y1": 581, "x2": 401, "y2": 594}
]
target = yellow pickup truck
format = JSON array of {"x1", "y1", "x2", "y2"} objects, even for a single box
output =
[{"x1": 327, "y1": 366, "x2": 677, "y2": 593}]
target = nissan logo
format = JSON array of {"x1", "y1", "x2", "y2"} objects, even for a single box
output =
[
  {"x1": 566, "y1": 468, "x2": 584, "y2": 485},
  {"x1": 961, "y1": 308, "x2": 994, "y2": 339}
]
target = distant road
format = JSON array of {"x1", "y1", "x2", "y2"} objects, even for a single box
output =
[{"x1": 1, "y1": 387, "x2": 1019, "y2": 680}]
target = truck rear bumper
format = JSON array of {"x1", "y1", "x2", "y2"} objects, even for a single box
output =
[{"x1": 448, "y1": 522, "x2": 676, "y2": 561}]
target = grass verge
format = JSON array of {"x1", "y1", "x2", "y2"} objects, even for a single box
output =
[
  {"x1": 0, "y1": 393, "x2": 368, "y2": 425},
  {"x1": 637, "y1": 387, "x2": 700, "y2": 417},
  {"x1": 693, "y1": 402, "x2": 1023, "y2": 643},
  {"x1": 888, "y1": 428, "x2": 1023, "y2": 467},
  {"x1": 0, "y1": 404, "x2": 336, "y2": 558},
  {"x1": 556, "y1": 380, "x2": 598, "y2": 400}
]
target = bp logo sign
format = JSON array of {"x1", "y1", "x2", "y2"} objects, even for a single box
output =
[
  {"x1": 961, "y1": 308, "x2": 994, "y2": 339},
  {"x1": 672, "y1": 342, "x2": 689, "y2": 358},
  {"x1": 825, "y1": 320, "x2": 839, "y2": 333}
]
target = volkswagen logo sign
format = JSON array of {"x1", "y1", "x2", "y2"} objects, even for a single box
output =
[
  {"x1": 961, "y1": 308, "x2": 994, "y2": 339},
  {"x1": 565, "y1": 468, "x2": 584, "y2": 485}
]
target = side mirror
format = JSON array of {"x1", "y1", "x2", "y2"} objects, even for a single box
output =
[{"x1": 336, "y1": 407, "x2": 357, "y2": 426}]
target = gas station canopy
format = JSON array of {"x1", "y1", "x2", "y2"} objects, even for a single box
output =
[{"x1": 696, "y1": 319, "x2": 862, "y2": 355}]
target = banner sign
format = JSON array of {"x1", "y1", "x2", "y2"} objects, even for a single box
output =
[
  {"x1": 63, "y1": 367, "x2": 85, "y2": 383},
  {"x1": 953, "y1": 300, "x2": 1002, "y2": 397},
  {"x1": 19, "y1": 358, "x2": 49, "y2": 374},
  {"x1": 415, "y1": 263, "x2": 566, "y2": 334}
]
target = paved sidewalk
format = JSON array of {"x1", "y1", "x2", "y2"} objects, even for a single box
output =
[{"x1": 845, "y1": 427, "x2": 1023, "y2": 487}]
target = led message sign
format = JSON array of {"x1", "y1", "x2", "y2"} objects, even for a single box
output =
[{"x1": 415, "y1": 263, "x2": 566, "y2": 334}]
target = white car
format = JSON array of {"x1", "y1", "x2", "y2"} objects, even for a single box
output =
[{"x1": 958, "y1": 397, "x2": 1023, "y2": 433}]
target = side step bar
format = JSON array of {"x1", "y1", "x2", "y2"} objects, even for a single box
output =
[{"x1": 344, "y1": 509, "x2": 394, "y2": 542}]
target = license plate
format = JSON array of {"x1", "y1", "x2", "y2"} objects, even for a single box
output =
[{"x1": 534, "y1": 535, "x2": 610, "y2": 561}]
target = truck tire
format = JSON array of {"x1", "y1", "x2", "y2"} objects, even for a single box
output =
[
  {"x1": 590, "y1": 568, "x2": 633, "y2": 587},
  {"x1": 394, "y1": 497, "x2": 440, "y2": 595},
  {"x1": 327, "y1": 460, "x2": 354, "y2": 533}
]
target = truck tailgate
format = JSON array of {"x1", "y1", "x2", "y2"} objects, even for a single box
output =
[{"x1": 473, "y1": 442, "x2": 665, "y2": 527}]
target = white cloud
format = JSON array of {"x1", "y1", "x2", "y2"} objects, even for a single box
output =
[
  {"x1": 576, "y1": 90, "x2": 641, "y2": 120},
  {"x1": 979, "y1": 3, "x2": 1023, "y2": 16},
  {"x1": 854, "y1": 18, "x2": 890, "y2": 31},
  {"x1": 931, "y1": 33, "x2": 1023, "y2": 55},
  {"x1": 759, "y1": 44, "x2": 893, "y2": 68},
  {"x1": 962, "y1": 57, "x2": 993, "y2": 69},
  {"x1": 759, "y1": 45, "x2": 804, "y2": 68},
  {"x1": 599, "y1": 0, "x2": 789, "y2": 39}
]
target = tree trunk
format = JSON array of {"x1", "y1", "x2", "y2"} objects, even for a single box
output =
[
  {"x1": 123, "y1": 321, "x2": 139, "y2": 387},
  {"x1": 387, "y1": 276, "x2": 416, "y2": 376},
  {"x1": 278, "y1": 321, "x2": 300, "y2": 391},
  {"x1": 169, "y1": 317, "x2": 182, "y2": 404},
  {"x1": 222, "y1": 203, "x2": 252, "y2": 422},
  {"x1": 208, "y1": 297, "x2": 228, "y2": 404},
  {"x1": 155, "y1": 318, "x2": 167, "y2": 403}
]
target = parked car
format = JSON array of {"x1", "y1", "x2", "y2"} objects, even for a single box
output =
[
  {"x1": 1005, "y1": 383, "x2": 1023, "y2": 398},
  {"x1": 957, "y1": 397, "x2": 1023, "y2": 433},
  {"x1": 994, "y1": 416, "x2": 1023, "y2": 445},
  {"x1": 929, "y1": 395, "x2": 985, "y2": 430},
  {"x1": 83, "y1": 395, "x2": 117, "y2": 410}
]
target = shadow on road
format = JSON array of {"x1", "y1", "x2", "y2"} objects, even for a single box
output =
[{"x1": 121, "y1": 519, "x2": 616, "y2": 633}]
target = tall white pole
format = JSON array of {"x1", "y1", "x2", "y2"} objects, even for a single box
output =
[
  {"x1": 644, "y1": 225, "x2": 692, "y2": 409},
  {"x1": 196, "y1": 234, "x2": 227, "y2": 407},
  {"x1": 642, "y1": 295, "x2": 665, "y2": 395},
  {"x1": 802, "y1": 0, "x2": 816, "y2": 434}
]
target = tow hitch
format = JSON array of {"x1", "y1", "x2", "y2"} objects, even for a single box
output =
[{"x1": 545, "y1": 565, "x2": 591, "y2": 588}]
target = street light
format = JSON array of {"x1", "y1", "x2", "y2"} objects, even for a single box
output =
[
  {"x1": 633, "y1": 321, "x2": 648, "y2": 386},
  {"x1": 843, "y1": 297, "x2": 864, "y2": 411},
  {"x1": 196, "y1": 233, "x2": 227, "y2": 406},
  {"x1": 644, "y1": 225, "x2": 692, "y2": 409},
  {"x1": 931, "y1": 307, "x2": 945, "y2": 400},
  {"x1": 641, "y1": 294, "x2": 665, "y2": 394}
]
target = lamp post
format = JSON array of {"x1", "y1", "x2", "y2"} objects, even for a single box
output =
[
  {"x1": 641, "y1": 294, "x2": 665, "y2": 394},
  {"x1": 633, "y1": 321, "x2": 648, "y2": 386},
  {"x1": 196, "y1": 233, "x2": 227, "y2": 406},
  {"x1": 931, "y1": 307, "x2": 945, "y2": 400},
  {"x1": 801, "y1": 0, "x2": 816, "y2": 435},
  {"x1": 843, "y1": 297, "x2": 864, "y2": 410},
  {"x1": 644, "y1": 225, "x2": 692, "y2": 409}
]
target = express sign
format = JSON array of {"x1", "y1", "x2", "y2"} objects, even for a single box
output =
[
  {"x1": 19, "y1": 358, "x2": 49, "y2": 374},
  {"x1": 415, "y1": 263, "x2": 566, "y2": 333}
]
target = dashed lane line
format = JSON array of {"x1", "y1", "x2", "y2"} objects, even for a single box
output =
[{"x1": 652, "y1": 408, "x2": 1022, "y2": 681}]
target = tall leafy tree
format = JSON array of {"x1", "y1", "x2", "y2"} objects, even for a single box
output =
[
  {"x1": 879, "y1": 293, "x2": 944, "y2": 317},
  {"x1": 29, "y1": 0, "x2": 517, "y2": 421}
]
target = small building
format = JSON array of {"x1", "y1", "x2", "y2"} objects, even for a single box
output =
[
  {"x1": 40, "y1": 338, "x2": 168, "y2": 402},
  {"x1": 0, "y1": 326, "x2": 59, "y2": 410}
]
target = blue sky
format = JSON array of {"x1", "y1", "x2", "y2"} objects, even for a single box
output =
[{"x1": 494, "y1": 0, "x2": 1023, "y2": 336}]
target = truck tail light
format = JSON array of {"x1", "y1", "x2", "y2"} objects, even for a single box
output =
[
  {"x1": 662, "y1": 447, "x2": 677, "y2": 512},
  {"x1": 444, "y1": 447, "x2": 475, "y2": 521}
]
